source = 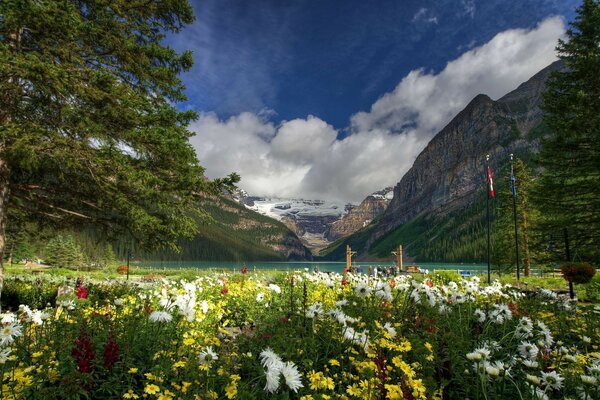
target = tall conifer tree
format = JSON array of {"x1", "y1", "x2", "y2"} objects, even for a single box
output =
[
  {"x1": 537, "y1": 0, "x2": 600, "y2": 262},
  {"x1": 0, "y1": 1, "x2": 237, "y2": 296}
]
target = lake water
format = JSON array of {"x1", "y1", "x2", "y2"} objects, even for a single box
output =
[{"x1": 131, "y1": 260, "x2": 488, "y2": 275}]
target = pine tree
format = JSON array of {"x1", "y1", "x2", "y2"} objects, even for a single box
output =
[
  {"x1": 0, "y1": 1, "x2": 238, "y2": 295},
  {"x1": 493, "y1": 159, "x2": 539, "y2": 276},
  {"x1": 537, "y1": 0, "x2": 600, "y2": 263}
]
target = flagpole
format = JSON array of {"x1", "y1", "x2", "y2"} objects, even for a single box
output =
[
  {"x1": 486, "y1": 154, "x2": 491, "y2": 284},
  {"x1": 510, "y1": 154, "x2": 520, "y2": 281}
]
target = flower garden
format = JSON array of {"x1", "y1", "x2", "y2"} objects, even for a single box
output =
[{"x1": 1, "y1": 271, "x2": 598, "y2": 400}]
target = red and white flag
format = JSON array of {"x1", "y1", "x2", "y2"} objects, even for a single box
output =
[{"x1": 487, "y1": 166, "x2": 495, "y2": 197}]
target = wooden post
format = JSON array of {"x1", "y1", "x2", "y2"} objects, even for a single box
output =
[
  {"x1": 345, "y1": 245, "x2": 356, "y2": 273},
  {"x1": 391, "y1": 245, "x2": 403, "y2": 272}
]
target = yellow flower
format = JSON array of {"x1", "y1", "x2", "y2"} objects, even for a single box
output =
[
  {"x1": 346, "y1": 384, "x2": 361, "y2": 396},
  {"x1": 183, "y1": 338, "x2": 195, "y2": 346},
  {"x1": 157, "y1": 390, "x2": 174, "y2": 400},
  {"x1": 123, "y1": 389, "x2": 139, "y2": 399},
  {"x1": 32, "y1": 352, "x2": 43, "y2": 358},
  {"x1": 225, "y1": 383, "x2": 237, "y2": 399},
  {"x1": 144, "y1": 384, "x2": 160, "y2": 395},
  {"x1": 230, "y1": 374, "x2": 241, "y2": 382},
  {"x1": 172, "y1": 361, "x2": 186, "y2": 369},
  {"x1": 329, "y1": 359, "x2": 340, "y2": 367},
  {"x1": 181, "y1": 381, "x2": 192, "y2": 393},
  {"x1": 300, "y1": 396, "x2": 314, "y2": 400},
  {"x1": 385, "y1": 384, "x2": 402, "y2": 400},
  {"x1": 411, "y1": 379, "x2": 427, "y2": 399},
  {"x1": 129, "y1": 368, "x2": 138, "y2": 374}
]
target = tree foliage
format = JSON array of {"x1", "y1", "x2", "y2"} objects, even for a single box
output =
[
  {"x1": 492, "y1": 159, "x2": 540, "y2": 276},
  {"x1": 44, "y1": 234, "x2": 84, "y2": 269},
  {"x1": 537, "y1": 0, "x2": 600, "y2": 262},
  {"x1": 0, "y1": 0, "x2": 238, "y2": 267}
]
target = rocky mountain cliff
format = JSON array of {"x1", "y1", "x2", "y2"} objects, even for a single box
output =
[
  {"x1": 325, "y1": 187, "x2": 393, "y2": 241},
  {"x1": 321, "y1": 61, "x2": 563, "y2": 261}
]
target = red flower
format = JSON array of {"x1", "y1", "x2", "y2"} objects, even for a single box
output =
[
  {"x1": 103, "y1": 333, "x2": 120, "y2": 369},
  {"x1": 72, "y1": 328, "x2": 95, "y2": 373},
  {"x1": 241, "y1": 264, "x2": 248, "y2": 274},
  {"x1": 425, "y1": 279, "x2": 433, "y2": 288},
  {"x1": 221, "y1": 286, "x2": 229, "y2": 295},
  {"x1": 76, "y1": 286, "x2": 88, "y2": 299},
  {"x1": 508, "y1": 302, "x2": 519, "y2": 316},
  {"x1": 341, "y1": 277, "x2": 348, "y2": 286}
]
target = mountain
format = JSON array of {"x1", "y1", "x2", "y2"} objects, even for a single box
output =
[
  {"x1": 232, "y1": 191, "x2": 350, "y2": 250},
  {"x1": 324, "y1": 187, "x2": 393, "y2": 241},
  {"x1": 149, "y1": 195, "x2": 312, "y2": 261},
  {"x1": 232, "y1": 188, "x2": 393, "y2": 252},
  {"x1": 320, "y1": 61, "x2": 563, "y2": 262}
]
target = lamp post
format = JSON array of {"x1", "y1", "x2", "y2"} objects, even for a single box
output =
[
  {"x1": 126, "y1": 249, "x2": 132, "y2": 281},
  {"x1": 486, "y1": 154, "x2": 491, "y2": 284},
  {"x1": 510, "y1": 154, "x2": 520, "y2": 281}
]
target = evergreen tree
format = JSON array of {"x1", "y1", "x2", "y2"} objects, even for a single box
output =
[
  {"x1": 493, "y1": 159, "x2": 538, "y2": 276},
  {"x1": 0, "y1": 1, "x2": 238, "y2": 294},
  {"x1": 45, "y1": 234, "x2": 84, "y2": 269},
  {"x1": 537, "y1": 0, "x2": 600, "y2": 263}
]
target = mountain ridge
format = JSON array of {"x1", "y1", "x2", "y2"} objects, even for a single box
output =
[{"x1": 321, "y1": 60, "x2": 564, "y2": 262}]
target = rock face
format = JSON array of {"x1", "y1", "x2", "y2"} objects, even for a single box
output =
[
  {"x1": 326, "y1": 187, "x2": 393, "y2": 241},
  {"x1": 367, "y1": 61, "x2": 564, "y2": 248}
]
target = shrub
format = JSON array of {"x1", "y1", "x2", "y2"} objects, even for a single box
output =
[
  {"x1": 560, "y1": 262, "x2": 596, "y2": 284},
  {"x1": 584, "y1": 273, "x2": 600, "y2": 302}
]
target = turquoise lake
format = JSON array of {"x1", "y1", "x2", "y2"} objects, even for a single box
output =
[{"x1": 131, "y1": 260, "x2": 488, "y2": 275}]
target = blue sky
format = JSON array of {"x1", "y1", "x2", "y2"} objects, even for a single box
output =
[{"x1": 169, "y1": 0, "x2": 580, "y2": 202}]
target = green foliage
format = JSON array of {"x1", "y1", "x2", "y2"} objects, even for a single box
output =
[
  {"x1": 583, "y1": 272, "x2": 600, "y2": 301},
  {"x1": 44, "y1": 234, "x2": 84, "y2": 269},
  {"x1": 0, "y1": 0, "x2": 236, "y2": 258},
  {"x1": 536, "y1": 0, "x2": 600, "y2": 263},
  {"x1": 1, "y1": 277, "x2": 59, "y2": 310},
  {"x1": 145, "y1": 196, "x2": 309, "y2": 262}
]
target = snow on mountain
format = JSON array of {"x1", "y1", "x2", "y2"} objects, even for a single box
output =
[{"x1": 242, "y1": 197, "x2": 349, "y2": 221}]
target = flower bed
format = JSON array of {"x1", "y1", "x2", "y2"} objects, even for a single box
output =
[{"x1": 0, "y1": 272, "x2": 598, "y2": 399}]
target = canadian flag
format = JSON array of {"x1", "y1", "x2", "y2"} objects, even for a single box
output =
[{"x1": 487, "y1": 166, "x2": 495, "y2": 198}]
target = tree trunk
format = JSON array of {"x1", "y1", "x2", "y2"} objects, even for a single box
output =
[{"x1": 0, "y1": 154, "x2": 10, "y2": 310}]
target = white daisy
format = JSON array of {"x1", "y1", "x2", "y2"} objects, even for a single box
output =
[
  {"x1": 518, "y1": 341, "x2": 538, "y2": 360},
  {"x1": 264, "y1": 366, "x2": 281, "y2": 393},
  {"x1": 383, "y1": 322, "x2": 397, "y2": 339},
  {"x1": 581, "y1": 375, "x2": 597, "y2": 385},
  {"x1": 541, "y1": 370, "x2": 564, "y2": 390},
  {"x1": 198, "y1": 346, "x2": 218, "y2": 366},
  {"x1": 0, "y1": 348, "x2": 11, "y2": 364},
  {"x1": 260, "y1": 348, "x2": 283, "y2": 370},
  {"x1": 0, "y1": 323, "x2": 23, "y2": 346},
  {"x1": 256, "y1": 292, "x2": 265, "y2": 302},
  {"x1": 306, "y1": 302, "x2": 323, "y2": 318},
  {"x1": 281, "y1": 361, "x2": 303, "y2": 392},
  {"x1": 268, "y1": 284, "x2": 281, "y2": 294},
  {"x1": 355, "y1": 284, "x2": 372, "y2": 298},
  {"x1": 148, "y1": 311, "x2": 173, "y2": 323},
  {"x1": 474, "y1": 309, "x2": 486, "y2": 323}
]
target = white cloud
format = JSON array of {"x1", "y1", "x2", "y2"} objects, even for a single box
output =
[
  {"x1": 190, "y1": 17, "x2": 565, "y2": 203},
  {"x1": 412, "y1": 7, "x2": 438, "y2": 24}
]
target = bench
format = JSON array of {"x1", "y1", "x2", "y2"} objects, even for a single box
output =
[{"x1": 405, "y1": 266, "x2": 421, "y2": 273}]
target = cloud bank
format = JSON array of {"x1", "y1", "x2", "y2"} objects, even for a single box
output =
[{"x1": 189, "y1": 17, "x2": 565, "y2": 203}]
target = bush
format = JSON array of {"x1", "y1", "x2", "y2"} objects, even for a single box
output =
[
  {"x1": 560, "y1": 262, "x2": 596, "y2": 284},
  {"x1": 1, "y1": 277, "x2": 59, "y2": 310},
  {"x1": 584, "y1": 273, "x2": 600, "y2": 302}
]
